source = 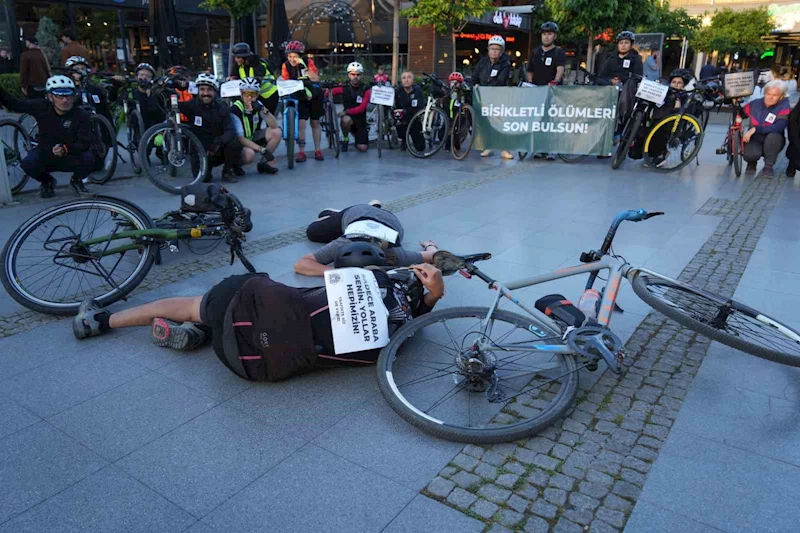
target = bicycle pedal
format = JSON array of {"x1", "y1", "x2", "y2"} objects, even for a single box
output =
[{"x1": 715, "y1": 148, "x2": 726, "y2": 154}]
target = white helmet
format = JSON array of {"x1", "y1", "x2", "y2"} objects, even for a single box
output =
[
  {"x1": 488, "y1": 35, "x2": 505, "y2": 50},
  {"x1": 45, "y1": 75, "x2": 76, "y2": 94},
  {"x1": 239, "y1": 77, "x2": 260, "y2": 92},
  {"x1": 347, "y1": 62, "x2": 364, "y2": 74},
  {"x1": 195, "y1": 73, "x2": 219, "y2": 91},
  {"x1": 64, "y1": 56, "x2": 89, "y2": 69}
]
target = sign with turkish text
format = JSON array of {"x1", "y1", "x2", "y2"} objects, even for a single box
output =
[
  {"x1": 324, "y1": 268, "x2": 389, "y2": 355},
  {"x1": 370, "y1": 85, "x2": 395, "y2": 107},
  {"x1": 723, "y1": 71, "x2": 756, "y2": 99},
  {"x1": 635, "y1": 79, "x2": 669, "y2": 107}
]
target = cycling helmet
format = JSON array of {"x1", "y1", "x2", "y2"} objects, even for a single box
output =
[
  {"x1": 669, "y1": 68, "x2": 693, "y2": 84},
  {"x1": 45, "y1": 75, "x2": 75, "y2": 95},
  {"x1": 64, "y1": 56, "x2": 89, "y2": 69},
  {"x1": 285, "y1": 40, "x2": 305, "y2": 54},
  {"x1": 448, "y1": 72, "x2": 464, "y2": 83},
  {"x1": 239, "y1": 76, "x2": 260, "y2": 92},
  {"x1": 135, "y1": 63, "x2": 155, "y2": 75},
  {"x1": 540, "y1": 21, "x2": 559, "y2": 33},
  {"x1": 232, "y1": 42, "x2": 252, "y2": 58},
  {"x1": 616, "y1": 31, "x2": 636, "y2": 43},
  {"x1": 167, "y1": 65, "x2": 189, "y2": 78},
  {"x1": 347, "y1": 61, "x2": 364, "y2": 74},
  {"x1": 195, "y1": 73, "x2": 219, "y2": 91},
  {"x1": 334, "y1": 242, "x2": 387, "y2": 268},
  {"x1": 488, "y1": 35, "x2": 505, "y2": 50}
]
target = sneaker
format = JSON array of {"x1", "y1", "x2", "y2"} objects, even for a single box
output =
[
  {"x1": 480, "y1": 149, "x2": 493, "y2": 157},
  {"x1": 231, "y1": 165, "x2": 246, "y2": 177},
  {"x1": 745, "y1": 161, "x2": 757, "y2": 174},
  {"x1": 546, "y1": 153, "x2": 557, "y2": 161},
  {"x1": 69, "y1": 176, "x2": 88, "y2": 195},
  {"x1": 39, "y1": 177, "x2": 56, "y2": 199},
  {"x1": 152, "y1": 318, "x2": 207, "y2": 350},
  {"x1": 501, "y1": 150, "x2": 514, "y2": 160},
  {"x1": 222, "y1": 168, "x2": 238, "y2": 183},
  {"x1": 317, "y1": 208, "x2": 341, "y2": 218},
  {"x1": 257, "y1": 161, "x2": 279, "y2": 174},
  {"x1": 788, "y1": 164, "x2": 796, "y2": 178},
  {"x1": 761, "y1": 165, "x2": 774, "y2": 177},
  {"x1": 314, "y1": 150, "x2": 324, "y2": 161},
  {"x1": 368, "y1": 199, "x2": 382, "y2": 209},
  {"x1": 73, "y1": 299, "x2": 107, "y2": 339},
  {"x1": 296, "y1": 151, "x2": 307, "y2": 163},
  {"x1": 341, "y1": 141, "x2": 349, "y2": 152}
]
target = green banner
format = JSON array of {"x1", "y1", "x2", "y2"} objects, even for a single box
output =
[{"x1": 473, "y1": 86, "x2": 618, "y2": 155}]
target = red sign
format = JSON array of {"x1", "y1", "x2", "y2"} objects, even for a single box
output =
[{"x1": 458, "y1": 33, "x2": 517, "y2": 43}]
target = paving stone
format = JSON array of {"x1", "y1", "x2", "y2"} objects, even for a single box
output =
[
  {"x1": 452, "y1": 453, "x2": 480, "y2": 472},
  {"x1": 596, "y1": 507, "x2": 626, "y2": 528},
  {"x1": 562, "y1": 419, "x2": 588, "y2": 435},
  {"x1": 475, "y1": 462, "x2": 499, "y2": 481},
  {"x1": 564, "y1": 451, "x2": 594, "y2": 471},
  {"x1": 514, "y1": 447, "x2": 538, "y2": 465},
  {"x1": 590, "y1": 519, "x2": 620, "y2": 533},
  {"x1": 526, "y1": 469, "x2": 550, "y2": 488},
  {"x1": 544, "y1": 487, "x2": 568, "y2": 506},
  {"x1": 551, "y1": 443, "x2": 572, "y2": 460},
  {"x1": 569, "y1": 492, "x2": 601, "y2": 510},
  {"x1": 548, "y1": 472, "x2": 576, "y2": 491},
  {"x1": 523, "y1": 515, "x2": 550, "y2": 533},
  {"x1": 594, "y1": 420, "x2": 618, "y2": 435},
  {"x1": 487, "y1": 524, "x2": 513, "y2": 533},
  {"x1": 642, "y1": 424, "x2": 669, "y2": 440},
  {"x1": 446, "y1": 488, "x2": 478, "y2": 510},
  {"x1": 623, "y1": 456, "x2": 652, "y2": 474},
  {"x1": 517, "y1": 482, "x2": 540, "y2": 501},
  {"x1": 482, "y1": 450, "x2": 507, "y2": 466},
  {"x1": 470, "y1": 498, "x2": 499, "y2": 519},
  {"x1": 530, "y1": 499, "x2": 558, "y2": 519},
  {"x1": 558, "y1": 431, "x2": 580, "y2": 446},
  {"x1": 612, "y1": 480, "x2": 641, "y2": 500},
  {"x1": 502, "y1": 461, "x2": 526, "y2": 476},
  {"x1": 496, "y1": 473, "x2": 520, "y2": 489},
  {"x1": 563, "y1": 507, "x2": 595, "y2": 525},
  {"x1": 620, "y1": 468, "x2": 646, "y2": 486},
  {"x1": 630, "y1": 445, "x2": 659, "y2": 462},
  {"x1": 498, "y1": 508, "x2": 525, "y2": 527},
  {"x1": 491, "y1": 443, "x2": 519, "y2": 458},
  {"x1": 440, "y1": 466, "x2": 458, "y2": 478},
  {"x1": 525, "y1": 437, "x2": 556, "y2": 454},
  {"x1": 554, "y1": 517, "x2": 585, "y2": 533},
  {"x1": 427, "y1": 477, "x2": 455, "y2": 498},
  {"x1": 579, "y1": 480, "x2": 610, "y2": 499},
  {"x1": 586, "y1": 470, "x2": 614, "y2": 486},
  {"x1": 477, "y1": 484, "x2": 512, "y2": 504},
  {"x1": 507, "y1": 494, "x2": 529, "y2": 513},
  {"x1": 636, "y1": 436, "x2": 663, "y2": 450},
  {"x1": 451, "y1": 471, "x2": 482, "y2": 490},
  {"x1": 532, "y1": 453, "x2": 560, "y2": 471}
]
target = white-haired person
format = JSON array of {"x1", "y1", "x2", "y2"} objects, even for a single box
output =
[
  {"x1": 474, "y1": 35, "x2": 513, "y2": 160},
  {"x1": 742, "y1": 80, "x2": 790, "y2": 177}
]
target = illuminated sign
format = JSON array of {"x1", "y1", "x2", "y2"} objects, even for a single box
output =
[
  {"x1": 458, "y1": 33, "x2": 517, "y2": 43},
  {"x1": 492, "y1": 11, "x2": 523, "y2": 29}
]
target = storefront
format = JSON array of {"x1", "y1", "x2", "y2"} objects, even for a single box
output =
[{"x1": 457, "y1": 9, "x2": 531, "y2": 75}]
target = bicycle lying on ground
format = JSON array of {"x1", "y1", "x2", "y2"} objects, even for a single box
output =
[
  {"x1": 377, "y1": 208, "x2": 800, "y2": 443},
  {"x1": 1, "y1": 185, "x2": 254, "y2": 315}
]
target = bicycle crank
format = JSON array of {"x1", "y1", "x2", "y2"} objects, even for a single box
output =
[{"x1": 565, "y1": 326, "x2": 625, "y2": 374}]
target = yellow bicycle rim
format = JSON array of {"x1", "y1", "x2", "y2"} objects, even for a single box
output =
[{"x1": 644, "y1": 114, "x2": 702, "y2": 153}]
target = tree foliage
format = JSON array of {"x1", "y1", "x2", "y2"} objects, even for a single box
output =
[
  {"x1": 403, "y1": 0, "x2": 495, "y2": 34},
  {"x1": 643, "y1": 2, "x2": 700, "y2": 39},
  {"x1": 200, "y1": 0, "x2": 262, "y2": 73},
  {"x1": 35, "y1": 17, "x2": 61, "y2": 69},
  {"x1": 692, "y1": 7, "x2": 774, "y2": 55},
  {"x1": 546, "y1": 0, "x2": 656, "y2": 40}
]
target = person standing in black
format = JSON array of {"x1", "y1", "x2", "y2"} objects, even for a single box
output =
[
  {"x1": 527, "y1": 22, "x2": 566, "y2": 87},
  {"x1": 598, "y1": 31, "x2": 642, "y2": 86},
  {"x1": 699, "y1": 58, "x2": 719, "y2": 80},
  {"x1": 394, "y1": 70, "x2": 424, "y2": 151}
]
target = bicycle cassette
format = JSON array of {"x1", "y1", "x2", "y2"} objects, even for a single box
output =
[{"x1": 565, "y1": 326, "x2": 624, "y2": 374}]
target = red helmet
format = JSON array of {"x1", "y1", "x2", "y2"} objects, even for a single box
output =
[
  {"x1": 285, "y1": 40, "x2": 305, "y2": 54},
  {"x1": 448, "y1": 72, "x2": 464, "y2": 83}
]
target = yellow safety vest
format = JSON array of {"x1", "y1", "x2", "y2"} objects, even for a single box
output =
[{"x1": 238, "y1": 62, "x2": 278, "y2": 99}]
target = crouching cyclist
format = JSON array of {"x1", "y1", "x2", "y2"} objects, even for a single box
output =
[
  {"x1": 0, "y1": 75, "x2": 94, "y2": 197},
  {"x1": 229, "y1": 77, "x2": 281, "y2": 174},
  {"x1": 331, "y1": 62, "x2": 371, "y2": 152},
  {"x1": 72, "y1": 242, "x2": 444, "y2": 382}
]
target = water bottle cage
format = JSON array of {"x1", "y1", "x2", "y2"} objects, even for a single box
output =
[{"x1": 580, "y1": 250, "x2": 603, "y2": 263}]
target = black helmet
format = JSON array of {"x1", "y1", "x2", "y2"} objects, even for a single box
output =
[
  {"x1": 540, "y1": 22, "x2": 558, "y2": 33},
  {"x1": 669, "y1": 68, "x2": 693, "y2": 84},
  {"x1": 616, "y1": 31, "x2": 636, "y2": 43},
  {"x1": 232, "y1": 42, "x2": 252, "y2": 58},
  {"x1": 334, "y1": 242, "x2": 387, "y2": 268}
]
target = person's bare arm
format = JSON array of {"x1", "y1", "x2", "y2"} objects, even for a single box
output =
[
  {"x1": 294, "y1": 253, "x2": 332, "y2": 276},
  {"x1": 420, "y1": 240, "x2": 439, "y2": 264},
  {"x1": 237, "y1": 135, "x2": 265, "y2": 152},
  {"x1": 555, "y1": 65, "x2": 565, "y2": 84}
]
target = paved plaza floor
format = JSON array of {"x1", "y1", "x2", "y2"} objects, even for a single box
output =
[{"x1": 1, "y1": 123, "x2": 799, "y2": 533}]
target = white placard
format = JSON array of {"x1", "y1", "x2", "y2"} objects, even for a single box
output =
[
  {"x1": 188, "y1": 81, "x2": 198, "y2": 95},
  {"x1": 324, "y1": 268, "x2": 389, "y2": 355},
  {"x1": 519, "y1": 81, "x2": 536, "y2": 88},
  {"x1": 635, "y1": 79, "x2": 669, "y2": 106},
  {"x1": 277, "y1": 79, "x2": 304, "y2": 96},
  {"x1": 220, "y1": 80, "x2": 241, "y2": 98},
  {"x1": 344, "y1": 220, "x2": 399, "y2": 244},
  {"x1": 370, "y1": 85, "x2": 395, "y2": 106},
  {"x1": 723, "y1": 71, "x2": 755, "y2": 99}
]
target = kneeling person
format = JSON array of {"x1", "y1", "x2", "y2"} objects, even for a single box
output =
[
  {"x1": 229, "y1": 77, "x2": 281, "y2": 175},
  {"x1": 73, "y1": 243, "x2": 444, "y2": 382}
]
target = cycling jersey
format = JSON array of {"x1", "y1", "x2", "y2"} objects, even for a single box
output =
[
  {"x1": 598, "y1": 51, "x2": 643, "y2": 83},
  {"x1": 231, "y1": 99, "x2": 264, "y2": 140},
  {"x1": 340, "y1": 83, "x2": 370, "y2": 116},
  {"x1": 81, "y1": 83, "x2": 111, "y2": 122},
  {"x1": 395, "y1": 85, "x2": 424, "y2": 119},
  {"x1": 527, "y1": 45, "x2": 566, "y2": 85},
  {"x1": 281, "y1": 57, "x2": 318, "y2": 81},
  {"x1": 744, "y1": 97, "x2": 790, "y2": 140},
  {"x1": 230, "y1": 56, "x2": 278, "y2": 99},
  {"x1": 177, "y1": 98, "x2": 235, "y2": 152},
  {"x1": 473, "y1": 54, "x2": 511, "y2": 86},
  {"x1": 373, "y1": 73, "x2": 389, "y2": 84}
]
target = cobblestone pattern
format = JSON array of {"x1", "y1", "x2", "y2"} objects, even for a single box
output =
[
  {"x1": 696, "y1": 197, "x2": 737, "y2": 217},
  {"x1": 0, "y1": 165, "x2": 525, "y2": 338},
  {"x1": 423, "y1": 176, "x2": 787, "y2": 533}
]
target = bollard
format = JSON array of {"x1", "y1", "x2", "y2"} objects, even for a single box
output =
[{"x1": 0, "y1": 137, "x2": 13, "y2": 205}]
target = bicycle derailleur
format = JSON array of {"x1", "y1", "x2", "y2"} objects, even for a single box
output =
[
  {"x1": 564, "y1": 325, "x2": 626, "y2": 375},
  {"x1": 453, "y1": 347, "x2": 506, "y2": 403}
]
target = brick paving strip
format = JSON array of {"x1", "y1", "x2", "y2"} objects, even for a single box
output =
[
  {"x1": 0, "y1": 165, "x2": 526, "y2": 338},
  {"x1": 422, "y1": 174, "x2": 787, "y2": 533}
]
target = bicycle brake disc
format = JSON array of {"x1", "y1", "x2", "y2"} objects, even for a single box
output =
[
  {"x1": 565, "y1": 326, "x2": 624, "y2": 374},
  {"x1": 167, "y1": 150, "x2": 186, "y2": 167}
]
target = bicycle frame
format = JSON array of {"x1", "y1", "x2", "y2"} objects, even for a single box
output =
[{"x1": 281, "y1": 96, "x2": 300, "y2": 141}]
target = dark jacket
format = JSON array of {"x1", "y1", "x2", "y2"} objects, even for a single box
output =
[
  {"x1": 80, "y1": 83, "x2": 111, "y2": 123},
  {"x1": 744, "y1": 97, "x2": 791, "y2": 142},
  {"x1": 699, "y1": 64, "x2": 719, "y2": 80},
  {"x1": 19, "y1": 48, "x2": 49, "y2": 91},
  {"x1": 473, "y1": 53, "x2": 511, "y2": 87},
  {"x1": 134, "y1": 88, "x2": 165, "y2": 129},
  {"x1": 395, "y1": 85, "x2": 424, "y2": 119},
  {"x1": 598, "y1": 50, "x2": 643, "y2": 83},
  {"x1": 0, "y1": 86, "x2": 91, "y2": 153},
  {"x1": 229, "y1": 56, "x2": 266, "y2": 80},
  {"x1": 178, "y1": 98, "x2": 235, "y2": 152},
  {"x1": 787, "y1": 102, "x2": 800, "y2": 161}
]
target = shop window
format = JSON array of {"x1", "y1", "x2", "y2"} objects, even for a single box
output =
[{"x1": 74, "y1": 7, "x2": 122, "y2": 71}]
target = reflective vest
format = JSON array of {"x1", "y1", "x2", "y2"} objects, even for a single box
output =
[
  {"x1": 238, "y1": 60, "x2": 278, "y2": 99},
  {"x1": 233, "y1": 100, "x2": 263, "y2": 140}
]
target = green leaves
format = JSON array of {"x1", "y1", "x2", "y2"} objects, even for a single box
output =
[
  {"x1": 692, "y1": 7, "x2": 774, "y2": 55},
  {"x1": 643, "y1": 2, "x2": 701, "y2": 39},
  {"x1": 403, "y1": 0, "x2": 494, "y2": 34},
  {"x1": 199, "y1": 0, "x2": 261, "y2": 19}
]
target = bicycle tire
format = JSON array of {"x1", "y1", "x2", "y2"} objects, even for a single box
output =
[
  {"x1": 558, "y1": 154, "x2": 588, "y2": 163},
  {"x1": 726, "y1": 132, "x2": 733, "y2": 166},
  {"x1": 377, "y1": 105, "x2": 383, "y2": 158},
  {"x1": 451, "y1": 105, "x2": 475, "y2": 161},
  {"x1": 389, "y1": 123, "x2": 398, "y2": 149},
  {"x1": 139, "y1": 123, "x2": 207, "y2": 194},
  {"x1": 326, "y1": 102, "x2": 340, "y2": 158},
  {"x1": 128, "y1": 108, "x2": 145, "y2": 175},
  {"x1": 612, "y1": 111, "x2": 642, "y2": 170},
  {"x1": 632, "y1": 272, "x2": 800, "y2": 367},
  {"x1": 643, "y1": 114, "x2": 703, "y2": 173},
  {"x1": 733, "y1": 130, "x2": 742, "y2": 177},
  {"x1": 1, "y1": 196, "x2": 157, "y2": 315},
  {"x1": 406, "y1": 107, "x2": 449, "y2": 158},
  {"x1": 377, "y1": 306, "x2": 579, "y2": 443},
  {"x1": 286, "y1": 106, "x2": 295, "y2": 169},
  {"x1": 86, "y1": 114, "x2": 118, "y2": 185},
  {"x1": 1, "y1": 119, "x2": 31, "y2": 194}
]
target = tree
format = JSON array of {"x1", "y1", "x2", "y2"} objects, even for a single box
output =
[
  {"x1": 692, "y1": 7, "x2": 774, "y2": 57},
  {"x1": 35, "y1": 17, "x2": 60, "y2": 72},
  {"x1": 200, "y1": 0, "x2": 262, "y2": 76},
  {"x1": 403, "y1": 0, "x2": 494, "y2": 72},
  {"x1": 644, "y1": 2, "x2": 701, "y2": 40}
]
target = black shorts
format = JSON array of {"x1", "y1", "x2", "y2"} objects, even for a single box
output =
[
  {"x1": 299, "y1": 97, "x2": 324, "y2": 121},
  {"x1": 347, "y1": 116, "x2": 369, "y2": 146},
  {"x1": 258, "y1": 92, "x2": 279, "y2": 116},
  {"x1": 200, "y1": 273, "x2": 262, "y2": 359}
]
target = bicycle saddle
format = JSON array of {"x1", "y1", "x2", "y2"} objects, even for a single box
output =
[{"x1": 433, "y1": 251, "x2": 492, "y2": 275}]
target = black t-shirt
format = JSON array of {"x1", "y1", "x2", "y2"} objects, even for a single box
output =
[{"x1": 527, "y1": 46, "x2": 566, "y2": 86}]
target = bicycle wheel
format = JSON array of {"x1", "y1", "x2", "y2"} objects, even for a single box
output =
[
  {"x1": 139, "y1": 123, "x2": 207, "y2": 194},
  {"x1": 1, "y1": 196, "x2": 157, "y2": 315},
  {"x1": 286, "y1": 106, "x2": 296, "y2": 169},
  {"x1": 389, "y1": 123, "x2": 398, "y2": 149},
  {"x1": 85, "y1": 114, "x2": 118, "y2": 185},
  {"x1": 377, "y1": 106, "x2": 383, "y2": 158},
  {"x1": 327, "y1": 102, "x2": 340, "y2": 158},
  {"x1": 0, "y1": 119, "x2": 31, "y2": 194},
  {"x1": 18, "y1": 113, "x2": 38, "y2": 148},
  {"x1": 558, "y1": 153, "x2": 588, "y2": 163},
  {"x1": 632, "y1": 272, "x2": 800, "y2": 367},
  {"x1": 643, "y1": 114, "x2": 703, "y2": 173},
  {"x1": 451, "y1": 105, "x2": 475, "y2": 161},
  {"x1": 406, "y1": 107, "x2": 449, "y2": 159},
  {"x1": 732, "y1": 130, "x2": 742, "y2": 177},
  {"x1": 612, "y1": 111, "x2": 642, "y2": 170},
  {"x1": 127, "y1": 109, "x2": 145, "y2": 175},
  {"x1": 377, "y1": 307, "x2": 579, "y2": 443}
]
